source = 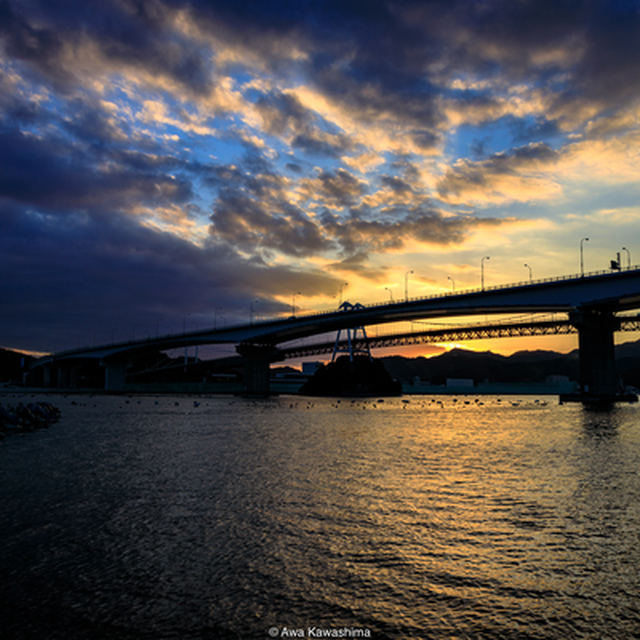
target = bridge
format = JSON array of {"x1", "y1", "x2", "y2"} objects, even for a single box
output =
[{"x1": 30, "y1": 267, "x2": 640, "y2": 401}]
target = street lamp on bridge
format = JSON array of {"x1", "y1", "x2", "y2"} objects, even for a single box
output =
[
  {"x1": 385, "y1": 287, "x2": 394, "y2": 302},
  {"x1": 524, "y1": 263, "x2": 532, "y2": 283},
  {"x1": 481, "y1": 256, "x2": 490, "y2": 290},
  {"x1": 448, "y1": 276, "x2": 455, "y2": 292},
  {"x1": 292, "y1": 292, "x2": 301, "y2": 317},
  {"x1": 404, "y1": 270, "x2": 413, "y2": 301},
  {"x1": 622, "y1": 247, "x2": 631, "y2": 270},
  {"x1": 339, "y1": 282, "x2": 348, "y2": 306},
  {"x1": 580, "y1": 237, "x2": 589, "y2": 276},
  {"x1": 183, "y1": 313, "x2": 194, "y2": 365}
]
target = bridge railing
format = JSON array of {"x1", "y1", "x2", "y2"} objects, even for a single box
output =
[{"x1": 278, "y1": 264, "x2": 640, "y2": 322}]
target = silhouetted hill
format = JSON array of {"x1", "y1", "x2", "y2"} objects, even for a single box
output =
[
  {"x1": 382, "y1": 349, "x2": 574, "y2": 385},
  {"x1": 381, "y1": 341, "x2": 640, "y2": 387},
  {"x1": 0, "y1": 348, "x2": 35, "y2": 383},
  {"x1": 613, "y1": 340, "x2": 640, "y2": 387},
  {"x1": 616, "y1": 340, "x2": 640, "y2": 359},
  {"x1": 300, "y1": 355, "x2": 402, "y2": 396}
]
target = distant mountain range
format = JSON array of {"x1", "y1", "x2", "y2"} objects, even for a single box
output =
[{"x1": 381, "y1": 339, "x2": 640, "y2": 387}]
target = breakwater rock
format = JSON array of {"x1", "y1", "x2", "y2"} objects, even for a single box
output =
[{"x1": 0, "y1": 401, "x2": 61, "y2": 436}]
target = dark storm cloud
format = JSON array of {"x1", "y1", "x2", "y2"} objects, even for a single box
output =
[
  {"x1": 0, "y1": 200, "x2": 340, "y2": 351},
  {"x1": 308, "y1": 0, "x2": 640, "y2": 131},
  {"x1": 204, "y1": 144, "x2": 305, "y2": 206},
  {"x1": 206, "y1": 155, "x2": 505, "y2": 262},
  {"x1": 317, "y1": 205, "x2": 505, "y2": 259},
  {"x1": 58, "y1": 96, "x2": 153, "y2": 154},
  {"x1": 254, "y1": 92, "x2": 311, "y2": 138},
  {"x1": 285, "y1": 162, "x2": 303, "y2": 173},
  {"x1": 329, "y1": 252, "x2": 389, "y2": 282},
  {"x1": 0, "y1": 67, "x2": 45, "y2": 126},
  {"x1": 0, "y1": 0, "x2": 69, "y2": 87},
  {"x1": 380, "y1": 175, "x2": 413, "y2": 194},
  {"x1": 307, "y1": 169, "x2": 366, "y2": 207},
  {"x1": 210, "y1": 188, "x2": 330, "y2": 258},
  {"x1": 206, "y1": 153, "x2": 333, "y2": 258},
  {"x1": 255, "y1": 90, "x2": 352, "y2": 158},
  {"x1": 407, "y1": 207, "x2": 506, "y2": 245},
  {"x1": 0, "y1": 0, "x2": 212, "y2": 95},
  {"x1": 4, "y1": 0, "x2": 639, "y2": 139},
  {"x1": 557, "y1": 1, "x2": 640, "y2": 109},
  {"x1": 0, "y1": 125, "x2": 191, "y2": 211},
  {"x1": 389, "y1": 158, "x2": 421, "y2": 182},
  {"x1": 291, "y1": 132, "x2": 345, "y2": 159},
  {"x1": 437, "y1": 143, "x2": 560, "y2": 200}
]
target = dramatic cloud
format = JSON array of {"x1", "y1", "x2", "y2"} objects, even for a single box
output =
[
  {"x1": 1, "y1": 0, "x2": 640, "y2": 352},
  {"x1": 437, "y1": 143, "x2": 562, "y2": 205}
]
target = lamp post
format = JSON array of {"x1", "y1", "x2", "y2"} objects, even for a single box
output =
[
  {"x1": 481, "y1": 256, "x2": 490, "y2": 290},
  {"x1": 192, "y1": 322, "x2": 199, "y2": 361},
  {"x1": 404, "y1": 270, "x2": 413, "y2": 301},
  {"x1": 524, "y1": 263, "x2": 532, "y2": 283},
  {"x1": 250, "y1": 300, "x2": 258, "y2": 325},
  {"x1": 622, "y1": 247, "x2": 631, "y2": 269},
  {"x1": 339, "y1": 282, "x2": 348, "y2": 306},
  {"x1": 580, "y1": 237, "x2": 589, "y2": 276},
  {"x1": 292, "y1": 292, "x2": 301, "y2": 317},
  {"x1": 448, "y1": 276, "x2": 455, "y2": 292},
  {"x1": 183, "y1": 313, "x2": 191, "y2": 365},
  {"x1": 385, "y1": 287, "x2": 394, "y2": 302}
]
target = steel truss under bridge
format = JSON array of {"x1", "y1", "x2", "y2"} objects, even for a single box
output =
[
  {"x1": 331, "y1": 302, "x2": 372, "y2": 361},
  {"x1": 281, "y1": 317, "x2": 640, "y2": 359}
]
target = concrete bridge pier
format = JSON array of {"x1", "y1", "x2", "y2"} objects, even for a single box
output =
[
  {"x1": 55, "y1": 362, "x2": 80, "y2": 388},
  {"x1": 570, "y1": 309, "x2": 621, "y2": 401},
  {"x1": 41, "y1": 363, "x2": 53, "y2": 388},
  {"x1": 103, "y1": 360, "x2": 127, "y2": 392},
  {"x1": 237, "y1": 343, "x2": 281, "y2": 397}
]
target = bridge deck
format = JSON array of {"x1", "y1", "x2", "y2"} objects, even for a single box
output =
[{"x1": 32, "y1": 267, "x2": 640, "y2": 365}]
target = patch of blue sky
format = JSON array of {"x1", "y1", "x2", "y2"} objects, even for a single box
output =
[
  {"x1": 242, "y1": 83, "x2": 268, "y2": 106},
  {"x1": 508, "y1": 115, "x2": 565, "y2": 149},
  {"x1": 298, "y1": 153, "x2": 343, "y2": 177},
  {"x1": 232, "y1": 67, "x2": 258, "y2": 87},
  {"x1": 445, "y1": 117, "x2": 519, "y2": 161},
  {"x1": 445, "y1": 115, "x2": 565, "y2": 162}
]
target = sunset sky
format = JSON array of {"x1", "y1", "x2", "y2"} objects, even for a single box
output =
[{"x1": 2, "y1": 0, "x2": 640, "y2": 357}]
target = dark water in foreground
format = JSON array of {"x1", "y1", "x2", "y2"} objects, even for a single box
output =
[{"x1": 1, "y1": 393, "x2": 640, "y2": 640}]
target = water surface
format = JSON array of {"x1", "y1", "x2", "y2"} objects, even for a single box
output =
[{"x1": 1, "y1": 393, "x2": 639, "y2": 639}]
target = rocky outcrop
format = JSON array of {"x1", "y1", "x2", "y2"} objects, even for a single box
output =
[
  {"x1": 0, "y1": 401, "x2": 61, "y2": 437},
  {"x1": 299, "y1": 355, "x2": 402, "y2": 397}
]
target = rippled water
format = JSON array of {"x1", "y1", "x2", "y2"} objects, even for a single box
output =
[{"x1": 1, "y1": 393, "x2": 640, "y2": 639}]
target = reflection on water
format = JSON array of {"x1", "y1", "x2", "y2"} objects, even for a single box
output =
[{"x1": 1, "y1": 394, "x2": 639, "y2": 639}]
